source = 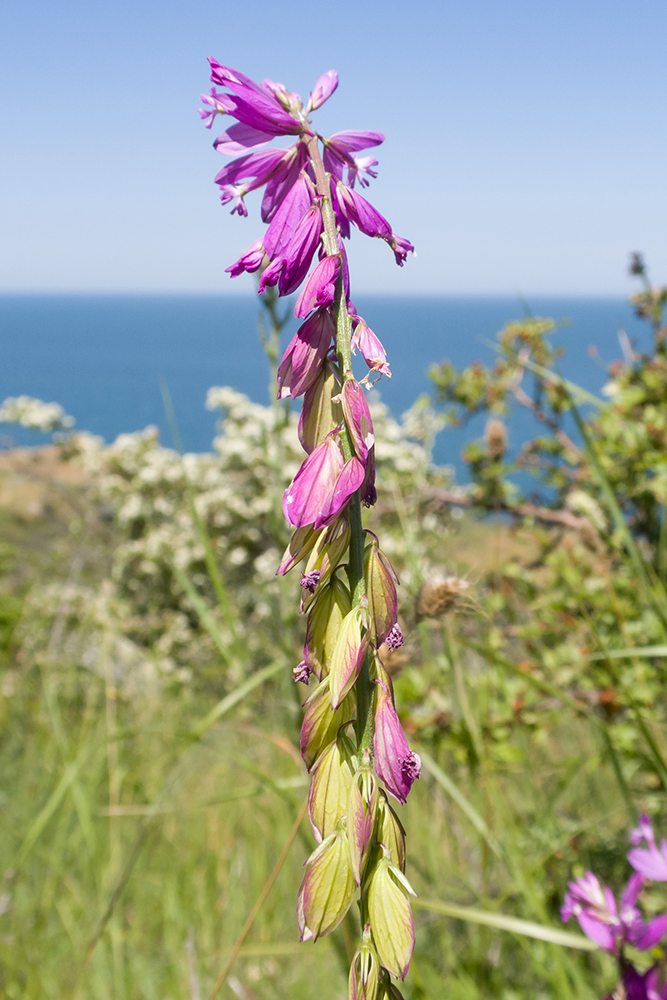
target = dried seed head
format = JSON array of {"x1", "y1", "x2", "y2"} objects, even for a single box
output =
[
  {"x1": 484, "y1": 417, "x2": 507, "y2": 460},
  {"x1": 415, "y1": 573, "x2": 469, "y2": 620}
]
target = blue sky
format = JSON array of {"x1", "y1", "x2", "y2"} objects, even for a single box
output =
[{"x1": 1, "y1": 0, "x2": 665, "y2": 294}]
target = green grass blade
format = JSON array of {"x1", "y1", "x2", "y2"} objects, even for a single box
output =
[
  {"x1": 172, "y1": 563, "x2": 237, "y2": 671},
  {"x1": 15, "y1": 740, "x2": 96, "y2": 868},
  {"x1": 418, "y1": 750, "x2": 504, "y2": 860},
  {"x1": 190, "y1": 661, "x2": 285, "y2": 740},
  {"x1": 588, "y1": 645, "x2": 667, "y2": 660},
  {"x1": 412, "y1": 898, "x2": 596, "y2": 951}
]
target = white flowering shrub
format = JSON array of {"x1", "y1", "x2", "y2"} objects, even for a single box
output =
[
  {"x1": 0, "y1": 395, "x2": 75, "y2": 433},
  {"x1": 6, "y1": 389, "x2": 454, "y2": 689}
]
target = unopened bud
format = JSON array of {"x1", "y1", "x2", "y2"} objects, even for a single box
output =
[
  {"x1": 341, "y1": 379, "x2": 375, "y2": 462},
  {"x1": 347, "y1": 765, "x2": 379, "y2": 884},
  {"x1": 377, "y1": 792, "x2": 406, "y2": 873},
  {"x1": 367, "y1": 847, "x2": 417, "y2": 980},
  {"x1": 301, "y1": 514, "x2": 351, "y2": 613},
  {"x1": 297, "y1": 825, "x2": 356, "y2": 941},
  {"x1": 364, "y1": 532, "x2": 399, "y2": 646},
  {"x1": 277, "y1": 523, "x2": 322, "y2": 576},
  {"x1": 329, "y1": 605, "x2": 370, "y2": 709},
  {"x1": 308, "y1": 725, "x2": 356, "y2": 842},
  {"x1": 349, "y1": 926, "x2": 380, "y2": 1000},
  {"x1": 299, "y1": 361, "x2": 343, "y2": 454},
  {"x1": 300, "y1": 676, "x2": 356, "y2": 770},
  {"x1": 304, "y1": 570, "x2": 352, "y2": 680}
]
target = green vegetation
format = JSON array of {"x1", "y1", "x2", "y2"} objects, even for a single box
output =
[{"x1": 2, "y1": 266, "x2": 667, "y2": 998}]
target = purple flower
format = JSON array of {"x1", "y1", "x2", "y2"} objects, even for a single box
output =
[
  {"x1": 263, "y1": 203, "x2": 324, "y2": 297},
  {"x1": 351, "y1": 318, "x2": 391, "y2": 378},
  {"x1": 282, "y1": 432, "x2": 365, "y2": 529},
  {"x1": 603, "y1": 963, "x2": 667, "y2": 1000},
  {"x1": 261, "y1": 144, "x2": 309, "y2": 222},
  {"x1": 263, "y1": 173, "x2": 314, "y2": 262},
  {"x1": 561, "y1": 872, "x2": 667, "y2": 953},
  {"x1": 300, "y1": 570, "x2": 321, "y2": 595},
  {"x1": 629, "y1": 815, "x2": 667, "y2": 882},
  {"x1": 214, "y1": 147, "x2": 289, "y2": 190},
  {"x1": 293, "y1": 660, "x2": 313, "y2": 685},
  {"x1": 334, "y1": 183, "x2": 392, "y2": 240},
  {"x1": 322, "y1": 130, "x2": 385, "y2": 180},
  {"x1": 373, "y1": 672, "x2": 421, "y2": 804},
  {"x1": 307, "y1": 71, "x2": 339, "y2": 112},
  {"x1": 225, "y1": 238, "x2": 265, "y2": 277},
  {"x1": 295, "y1": 256, "x2": 341, "y2": 319},
  {"x1": 277, "y1": 309, "x2": 334, "y2": 399},
  {"x1": 389, "y1": 234, "x2": 415, "y2": 267},
  {"x1": 347, "y1": 155, "x2": 379, "y2": 189},
  {"x1": 218, "y1": 184, "x2": 248, "y2": 216},
  {"x1": 341, "y1": 380, "x2": 375, "y2": 462},
  {"x1": 206, "y1": 59, "x2": 306, "y2": 137},
  {"x1": 212, "y1": 121, "x2": 275, "y2": 155},
  {"x1": 385, "y1": 623, "x2": 404, "y2": 651}
]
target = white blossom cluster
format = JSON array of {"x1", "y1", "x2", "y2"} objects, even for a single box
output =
[{"x1": 0, "y1": 396, "x2": 75, "y2": 433}]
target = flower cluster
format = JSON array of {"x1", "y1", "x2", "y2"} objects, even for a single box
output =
[
  {"x1": 202, "y1": 62, "x2": 419, "y2": 997},
  {"x1": 0, "y1": 395, "x2": 75, "y2": 433},
  {"x1": 561, "y1": 815, "x2": 667, "y2": 999}
]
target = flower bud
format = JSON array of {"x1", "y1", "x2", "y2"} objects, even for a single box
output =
[
  {"x1": 308, "y1": 725, "x2": 356, "y2": 843},
  {"x1": 374, "y1": 665, "x2": 421, "y2": 805},
  {"x1": 377, "y1": 792, "x2": 406, "y2": 874},
  {"x1": 297, "y1": 825, "x2": 356, "y2": 941},
  {"x1": 304, "y1": 570, "x2": 352, "y2": 680},
  {"x1": 300, "y1": 514, "x2": 351, "y2": 613},
  {"x1": 364, "y1": 532, "x2": 398, "y2": 646},
  {"x1": 367, "y1": 847, "x2": 417, "y2": 980},
  {"x1": 329, "y1": 605, "x2": 370, "y2": 709},
  {"x1": 300, "y1": 676, "x2": 356, "y2": 770},
  {"x1": 347, "y1": 762, "x2": 379, "y2": 885},
  {"x1": 277, "y1": 523, "x2": 322, "y2": 576},
  {"x1": 377, "y1": 974, "x2": 405, "y2": 1000},
  {"x1": 349, "y1": 926, "x2": 380, "y2": 1000},
  {"x1": 299, "y1": 361, "x2": 343, "y2": 455}
]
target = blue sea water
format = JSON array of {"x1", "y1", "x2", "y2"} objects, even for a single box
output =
[{"x1": 0, "y1": 294, "x2": 649, "y2": 475}]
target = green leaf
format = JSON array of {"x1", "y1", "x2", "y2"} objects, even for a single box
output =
[{"x1": 412, "y1": 898, "x2": 597, "y2": 951}]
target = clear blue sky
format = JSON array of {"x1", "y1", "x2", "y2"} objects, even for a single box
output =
[{"x1": 1, "y1": 0, "x2": 665, "y2": 295}]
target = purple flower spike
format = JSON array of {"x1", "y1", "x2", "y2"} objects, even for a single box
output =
[
  {"x1": 277, "y1": 309, "x2": 334, "y2": 400},
  {"x1": 373, "y1": 672, "x2": 421, "y2": 804},
  {"x1": 352, "y1": 318, "x2": 391, "y2": 378},
  {"x1": 295, "y1": 256, "x2": 341, "y2": 319},
  {"x1": 341, "y1": 380, "x2": 375, "y2": 462},
  {"x1": 308, "y1": 70, "x2": 339, "y2": 112},
  {"x1": 629, "y1": 815, "x2": 667, "y2": 882}
]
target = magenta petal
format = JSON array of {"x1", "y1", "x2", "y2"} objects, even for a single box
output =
[
  {"x1": 351, "y1": 319, "x2": 391, "y2": 377},
  {"x1": 283, "y1": 435, "x2": 343, "y2": 528},
  {"x1": 631, "y1": 914, "x2": 667, "y2": 950},
  {"x1": 373, "y1": 678, "x2": 421, "y2": 804},
  {"x1": 341, "y1": 380, "x2": 374, "y2": 461},
  {"x1": 628, "y1": 846, "x2": 667, "y2": 881},
  {"x1": 277, "y1": 310, "x2": 334, "y2": 399},
  {"x1": 278, "y1": 205, "x2": 324, "y2": 296},
  {"x1": 314, "y1": 456, "x2": 365, "y2": 529},
  {"x1": 264, "y1": 174, "x2": 313, "y2": 261},
  {"x1": 226, "y1": 239, "x2": 265, "y2": 277},
  {"x1": 309, "y1": 70, "x2": 339, "y2": 111},
  {"x1": 295, "y1": 256, "x2": 341, "y2": 319},
  {"x1": 621, "y1": 872, "x2": 644, "y2": 911},
  {"x1": 219, "y1": 90, "x2": 303, "y2": 136},
  {"x1": 213, "y1": 122, "x2": 275, "y2": 156},
  {"x1": 214, "y1": 148, "x2": 286, "y2": 187},
  {"x1": 326, "y1": 130, "x2": 385, "y2": 153},
  {"x1": 576, "y1": 912, "x2": 616, "y2": 952}
]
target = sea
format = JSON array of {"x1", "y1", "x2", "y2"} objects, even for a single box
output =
[{"x1": 0, "y1": 295, "x2": 649, "y2": 476}]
